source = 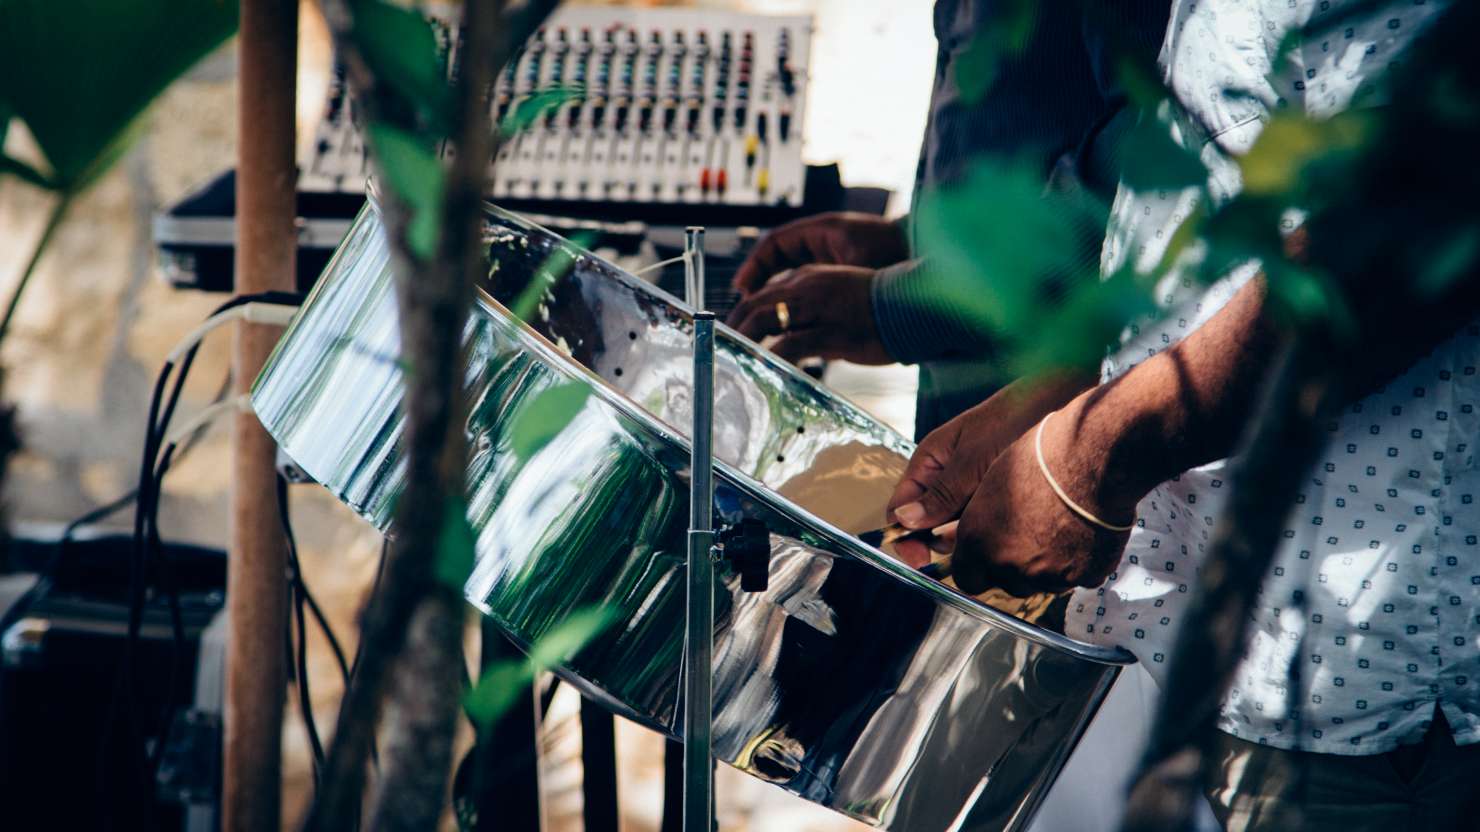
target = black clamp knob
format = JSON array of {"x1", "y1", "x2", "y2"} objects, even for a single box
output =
[{"x1": 719, "y1": 519, "x2": 771, "y2": 593}]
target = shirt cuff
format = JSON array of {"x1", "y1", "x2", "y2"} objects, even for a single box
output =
[{"x1": 870, "y1": 258, "x2": 995, "y2": 365}]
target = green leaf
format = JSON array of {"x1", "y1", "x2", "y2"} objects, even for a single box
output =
[
  {"x1": 1115, "y1": 56, "x2": 1170, "y2": 112},
  {"x1": 1263, "y1": 262, "x2": 1356, "y2": 342},
  {"x1": 366, "y1": 123, "x2": 445, "y2": 259},
  {"x1": 507, "y1": 232, "x2": 596, "y2": 321},
  {"x1": 914, "y1": 159, "x2": 1107, "y2": 342},
  {"x1": 1010, "y1": 266, "x2": 1158, "y2": 377},
  {"x1": 434, "y1": 495, "x2": 477, "y2": 589},
  {"x1": 461, "y1": 605, "x2": 613, "y2": 732},
  {"x1": 526, "y1": 606, "x2": 616, "y2": 669},
  {"x1": 349, "y1": 0, "x2": 454, "y2": 133},
  {"x1": 463, "y1": 659, "x2": 535, "y2": 732},
  {"x1": 952, "y1": 0, "x2": 1036, "y2": 103},
  {"x1": 509, "y1": 381, "x2": 591, "y2": 462},
  {"x1": 1120, "y1": 111, "x2": 1208, "y2": 191},
  {"x1": 0, "y1": 0, "x2": 238, "y2": 190},
  {"x1": 1414, "y1": 228, "x2": 1480, "y2": 299},
  {"x1": 499, "y1": 86, "x2": 583, "y2": 139},
  {"x1": 1196, "y1": 195, "x2": 1287, "y2": 284},
  {"x1": 1239, "y1": 110, "x2": 1372, "y2": 196}
]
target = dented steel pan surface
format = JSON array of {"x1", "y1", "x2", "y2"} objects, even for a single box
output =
[{"x1": 251, "y1": 203, "x2": 1132, "y2": 832}]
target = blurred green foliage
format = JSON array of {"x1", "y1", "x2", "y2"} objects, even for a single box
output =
[
  {"x1": 0, "y1": 0, "x2": 239, "y2": 191},
  {"x1": 366, "y1": 123, "x2": 445, "y2": 259},
  {"x1": 498, "y1": 86, "x2": 581, "y2": 140},
  {"x1": 344, "y1": 1, "x2": 608, "y2": 731},
  {"x1": 508, "y1": 380, "x2": 592, "y2": 463},
  {"x1": 462, "y1": 605, "x2": 616, "y2": 733},
  {"x1": 0, "y1": 0, "x2": 239, "y2": 345},
  {"x1": 350, "y1": 0, "x2": 455, "y2": 134},
  {"x1": 436, "y1": 494, "x2": 479, "y2": 590},
  {"x1": 916, "y1": 1, "x2": 1480, "y2": 387},
  {"x1": 507, "y1": 231, "x2": 595, "y2": 322},
  {"x1": 952, "y1": 1, "x2": 1035, "y2": 104}
]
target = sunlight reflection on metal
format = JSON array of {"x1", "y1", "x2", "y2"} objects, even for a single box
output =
[{"x1": 251, "y1": 203, "x2": 1132, "y2": 831}]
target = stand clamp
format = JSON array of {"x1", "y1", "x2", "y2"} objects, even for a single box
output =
[{"x1": 718, "y1": 520, "x2": 771, "y2": 593}]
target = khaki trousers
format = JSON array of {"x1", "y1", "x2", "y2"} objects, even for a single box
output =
[{"x1": 1205, "y1": 715, "x2": 1480, "y2": 831}]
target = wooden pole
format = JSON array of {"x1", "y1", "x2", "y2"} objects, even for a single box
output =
[{"x1": 226, "y1": 1, "x2": 297, "y2": 829}]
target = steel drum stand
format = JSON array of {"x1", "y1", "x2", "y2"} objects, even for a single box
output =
[{"x1": 683, "y1": 227, "x2": 718, "y2": 832}]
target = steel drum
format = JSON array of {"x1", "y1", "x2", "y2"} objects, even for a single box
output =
[{"x1": 251, "y1": 202, "x2": 1133, "y2": 831}]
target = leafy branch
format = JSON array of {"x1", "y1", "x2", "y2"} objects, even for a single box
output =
[
  {"x1": 305, "y1": 1, "x2": 560, "y2": 828},
  {"x1": 0, "y1": 0, "x2": 239, "y2": 348}
]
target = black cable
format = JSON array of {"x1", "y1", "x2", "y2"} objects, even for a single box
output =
[
  {"x1": 52, "y1": 365, "x2": 231, "y2": 578},
  {"x1": 278, "y1": 472, "x2": 360, "y2": 788},
  {"x1": 98, "y1": 290, "x2": 305, "y2": 826},
  {"x1": 98, "y1": 346, "x2": 178, "y2": 829},
  {"x1": 350, "y1": 536, "x2": 389, "y2": 775},
  {"x1": 280, "y1": 475, "x2": 327, "y2": 778},
  {"x1": 145, "y1": 444, "x2": 189, "y2": 769},
  {"x1": 276, "y1": 475, "x2": 353, "y2": 683}
]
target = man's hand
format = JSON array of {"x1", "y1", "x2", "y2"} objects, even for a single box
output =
[
  {"x1": 732, "y1": 212, "x2": 909, "y2": 294},
  {"x1": 934, "y1": 404, "x2": 1134, "y2": 596},
  {"x1": 724, "y1": 265, "x2": 894, "y2": 364},
  {"x1": 886, "y1": 373, "x2": 1094, "y2": 567}
]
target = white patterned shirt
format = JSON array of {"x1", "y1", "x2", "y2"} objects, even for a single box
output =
[{"x1": 1066, "y1": 0, "x2": 1480, "y2": 755}]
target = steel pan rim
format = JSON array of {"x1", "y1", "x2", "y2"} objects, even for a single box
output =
[
  {"x1": 480, "y1": 200, "x2": 911, "y2": 455},
  {"x1": 471, "y1": 285, "x2": 1133, "y2": 667},
  {"x1": 343, "y1": 194, "x2": 1132, "y2": 665}
]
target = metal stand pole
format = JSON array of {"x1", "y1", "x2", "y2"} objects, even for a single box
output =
[
  {"x1": 684, "y1": 226, "x2": 706, "y2": 311},
  {"x1": 683, "y1": 227, "x2": 716, "y2": 832},
  {"x1": 225, "y1": 2, "x2": 295, "y2": 829}
]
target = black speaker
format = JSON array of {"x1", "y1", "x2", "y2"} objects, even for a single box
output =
[{"x1": 0, "y1": 533, "x2": 224, "y2": 830}]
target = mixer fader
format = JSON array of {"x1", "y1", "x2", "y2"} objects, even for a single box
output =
[
  {"x1": 491, "y1": 8, "x2": 811, "y2": 208},
  {"x1": 299, "y1": 7, "x2": 814, "y2": 215}
]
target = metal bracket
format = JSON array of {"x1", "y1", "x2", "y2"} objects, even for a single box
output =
[{"x1": 718, "y1": 519, "x2": 771, "y2": 593}]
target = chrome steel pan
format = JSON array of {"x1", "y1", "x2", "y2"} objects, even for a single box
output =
[{"x1": 251, "y1": 203, "x2": 1133, "y2": 832}]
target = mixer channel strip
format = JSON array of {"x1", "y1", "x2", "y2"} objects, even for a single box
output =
[{"x1": 298, "y1": 7, "x2": 814, "y2": 215}]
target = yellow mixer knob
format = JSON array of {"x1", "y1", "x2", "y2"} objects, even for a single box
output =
[{"x1": 757, "y1": 168, "x2": 770, "y2": 196}]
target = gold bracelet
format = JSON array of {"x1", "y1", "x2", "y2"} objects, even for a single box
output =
[{"x1": 1033, "y1": 411, "x2": 1136, "y2": 533}]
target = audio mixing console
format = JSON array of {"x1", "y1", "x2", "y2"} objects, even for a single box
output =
[{"x1": 299, "y1": 7, "x2": 814, "y2": 223}]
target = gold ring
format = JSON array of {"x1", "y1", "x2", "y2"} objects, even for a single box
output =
[{"x1": 775, "y1": 301, "x2": 791, "y2": 331}]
